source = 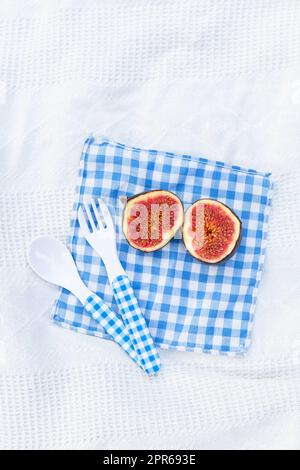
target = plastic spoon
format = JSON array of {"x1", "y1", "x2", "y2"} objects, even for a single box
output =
[{"x1": 27, "y1": 236, "x2": 149, "y2": 373}]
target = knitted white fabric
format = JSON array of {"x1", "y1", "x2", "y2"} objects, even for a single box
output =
[
  {"x1": 0, "y1": 0, "x2": 300, "y2": 449},
  {"x1": 1, "y1": 0, "x2": 300, "y2": 87}
]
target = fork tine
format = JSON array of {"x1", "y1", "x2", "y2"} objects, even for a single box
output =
[
  {"x1": 91, "y1": 199, "x2": 104, "y2": 228},
  {"x1": 98, "y1": 198, "x2": 114, "y2": 231},
  {"x1": 83, "y1": 202, "x2": 96, "y2": 231}
]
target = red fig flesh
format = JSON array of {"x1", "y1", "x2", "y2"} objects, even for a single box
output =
[
  {"x1": 123, "y1": 190, "x2": 184, "y2": 252},
  {"x1": 183, "y1": 199, "x2": 242, "y2": 264}
]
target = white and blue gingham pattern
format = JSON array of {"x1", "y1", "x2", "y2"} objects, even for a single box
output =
[
  {"x1": 52, "y1": 135, "x2": 272, "y2": 356},
  {"x1": 112, "y1": 274, "x2": 160, "y2": 374},
  {"x1": 83, "y1": 293, "x2": 147, "y2": 373}
]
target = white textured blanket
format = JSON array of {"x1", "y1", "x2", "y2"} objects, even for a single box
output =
[{"x1": 0, "y1": 0, "x2": 299, "y2": 449}]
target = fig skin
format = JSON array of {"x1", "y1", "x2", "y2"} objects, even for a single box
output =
[
  {"x1": 123, "y1": 189, "x2": 184, "y2": 253},
  {"x1": 182, "y1": 198, "x2": 242, "y2": 265}
]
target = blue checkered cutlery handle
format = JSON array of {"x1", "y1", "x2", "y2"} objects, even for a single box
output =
[
  {"x1": 111, "y1": 274, "x2": 161, "y2": 375},
  {"x1": 84, "y1": 293, "x2": 151, "y2": 374}
]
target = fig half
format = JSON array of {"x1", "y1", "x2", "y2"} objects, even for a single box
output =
[
  {"x1": 183, "y1": 199, "x2": 242, "y2": 264},
  {"x1": 123, "y1": 190, "x2": 184, "y2": 252}
]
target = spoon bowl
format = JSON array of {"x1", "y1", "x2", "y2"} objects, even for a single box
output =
[{"x1": 27, "y1": 236, "x2": 82, "y2": 293}]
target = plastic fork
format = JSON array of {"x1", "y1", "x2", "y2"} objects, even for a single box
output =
[{"x1": 78, "y1": 198, "x2": 161, "y2": 375}]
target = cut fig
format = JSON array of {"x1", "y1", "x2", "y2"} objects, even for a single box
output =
[
  {"x1": 123, "y1": 190, "x2": 184, "y2": 252},
  {"x1": 183, "y1": 199, "x2": 242, "y2": 264}
]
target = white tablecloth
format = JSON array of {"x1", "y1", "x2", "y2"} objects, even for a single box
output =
[{"x1": 0, "y1": 0, "x2": 299, "y2": 449}]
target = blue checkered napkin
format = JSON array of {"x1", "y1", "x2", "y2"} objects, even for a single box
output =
[{"x1": 52, "y1": 135, "x2": 272, "y2": 356}]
